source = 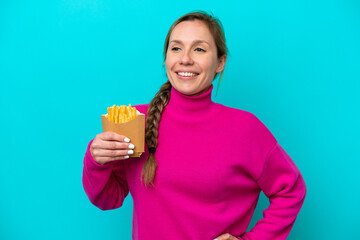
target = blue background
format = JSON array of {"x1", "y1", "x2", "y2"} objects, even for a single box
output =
[{"x1": 1, "y1": 0, "x2": 359, "y2": 239}]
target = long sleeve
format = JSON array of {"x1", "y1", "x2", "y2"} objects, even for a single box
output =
[
  {"x1": 82, "y1": 140, "x2": 130, "y2": 210},
  {"x1": 80, "y1": 86, "x2": 307, "y2": 239},
  {"x1": 240, "y1": 143, "x2": 307, "y2": 240}
]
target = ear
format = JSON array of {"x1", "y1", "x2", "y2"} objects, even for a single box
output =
[{"x1": 215, "y1": 55, "x2": 227, "y2": 73}]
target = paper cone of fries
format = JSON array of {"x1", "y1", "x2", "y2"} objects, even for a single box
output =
[{"x1": 101, "y1": 105, "x2": 145, "y2": 157}]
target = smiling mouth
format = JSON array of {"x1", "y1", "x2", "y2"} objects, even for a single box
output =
[{"x1": 176, "y1": 72, "x2": 199, "y2": 77}]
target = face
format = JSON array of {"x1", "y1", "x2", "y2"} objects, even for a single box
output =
[{"x1": 165, "y1": 20, "x2": 226, "y2": 96}]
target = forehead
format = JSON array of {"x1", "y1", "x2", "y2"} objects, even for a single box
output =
[{"x1": 169, "y1": 20, "x2": 215, "y2": 44}]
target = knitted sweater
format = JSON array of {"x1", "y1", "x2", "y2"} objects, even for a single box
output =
[{"x1": 82, "y1": 84, "x2": 306, "y2": 240}]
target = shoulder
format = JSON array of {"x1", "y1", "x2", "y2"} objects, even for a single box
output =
[
  {"x1": 217, "y1": 103, "x2": 276, "y2": 142},
  {"x1": 217, "y1": 103, "x2": 264, "y2": 127}
]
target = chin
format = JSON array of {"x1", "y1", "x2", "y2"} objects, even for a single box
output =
[
  {"x1": 175, "y1": 86, "x2": 205, "y2": 96},
  {"x1": 177, "y1": 88, "x2": 197, "y2": 96},
  {"x1": 170, "y1": 79, "x2": 209, "y2": 96}
]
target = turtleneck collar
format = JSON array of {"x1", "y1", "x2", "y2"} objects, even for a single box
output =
[{"x1": 165, "y1": 84, "x2": 217, "y2": 118}]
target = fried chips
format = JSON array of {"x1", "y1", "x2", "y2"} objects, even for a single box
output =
[{"x1": 105, "y1": 104, "x2": 137, "y2": 124}]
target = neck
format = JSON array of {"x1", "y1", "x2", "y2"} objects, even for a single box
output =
[{"x1": 165, "y1": 85, "x2": 216, "y2": 118}]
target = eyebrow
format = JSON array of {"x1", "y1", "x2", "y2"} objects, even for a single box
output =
[{"x1": 169, "y1": 40, "x2": 210, "y2": 46}]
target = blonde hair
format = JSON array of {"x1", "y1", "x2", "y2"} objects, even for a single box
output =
[{"x1": 141, "y1": 11, "x2": 228, "y2": 187}]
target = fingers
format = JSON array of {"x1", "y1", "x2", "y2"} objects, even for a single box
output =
[
  {"x1": 92, "y1": 139, "x2": 132, "y2": 150},
  {"x1": 92, "y1": 149, "x2": 134, "y2": 158},
  {"x1": 95, "y1": 155, "x2": 130, "y2": 164},
  {"x1": 91, "y1": 148, "x2": 133, "y2": 165},
  {"x1": 214, "y1": 233, "x2": 239, "y2": 240},
  {"x1": 90, "y1": 132, "x2": 135, "y2": 165},
  {"x1": 98, "y1": 132, "x2": 130, "y2": 142}
]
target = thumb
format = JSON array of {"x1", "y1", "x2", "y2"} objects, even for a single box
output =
[
  {"x1": 214, "y1": 233, "x2": 228, "y2": 240},
  {"x1": 214, "y1": 233, "x2": 238, "y2": 240}
]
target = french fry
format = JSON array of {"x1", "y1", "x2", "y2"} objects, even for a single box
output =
[{"x1": 105, "y1": 104, "x2": 137, "y2": 124}]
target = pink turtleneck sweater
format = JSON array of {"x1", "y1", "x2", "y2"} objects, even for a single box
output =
[{"x1": 82, "y1": 85, "x2": 306, "y2": 240}]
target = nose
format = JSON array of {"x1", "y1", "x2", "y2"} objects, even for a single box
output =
[{"x1": 180, "y1": 50, "x2": 194, "y2": 65}]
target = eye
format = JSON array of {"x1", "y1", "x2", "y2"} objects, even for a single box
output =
[
  {"x1": 195, "y1": 47, "x2": 206, "y2": 52},
  {"x1": 171, "y1": 47, "x2": 181, "y2": 51}
]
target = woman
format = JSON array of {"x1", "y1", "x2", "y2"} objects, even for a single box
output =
[{"x1": 83, "y1": 11, "x2": 306, "y2": 240}]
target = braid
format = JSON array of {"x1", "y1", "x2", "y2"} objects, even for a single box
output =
[{"x1": 141, "y1": 81, "x2": 172, "y2": 187}]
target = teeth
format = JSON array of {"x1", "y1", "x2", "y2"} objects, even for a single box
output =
[{"x1": 178, "y1": 72, "x2": 198, "y2": 77}]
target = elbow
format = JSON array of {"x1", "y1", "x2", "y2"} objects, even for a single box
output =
[
  {"x1": 301, "y1": 176, "x2": 307, "y2": 201},
  {"x1": 286, "y1": 172, "x2": 307, "y2": 206},
  {"x1": 296, "y1": 173, "x2": 307, "y2": 206},
  {"x1": 96, "y1": 203, "x2": 120, "y2": 211},
  {"x1": 90, "y1": 184, "x2": 128, "y2": 211},
  {"x1": 89, "y1": 194, "x2": 124, "y2": 211}
]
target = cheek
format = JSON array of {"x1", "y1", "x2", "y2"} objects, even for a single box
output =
[
  {"x1": 165, "y1": 57, "x2": 174, "y2": 71},
  {"x1": 165, "y1": 61, "x2": 171, "y2": 74},
  {"x1": 202, "y1": 59, "x2": 218, "y2": 75},
  {"x1": 165, "y1": 58, "x2": 174, "y2": 80}
]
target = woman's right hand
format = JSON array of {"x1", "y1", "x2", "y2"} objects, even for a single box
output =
[{"x1": 90, "y1": 132, "x2": 135, "y2": 165}]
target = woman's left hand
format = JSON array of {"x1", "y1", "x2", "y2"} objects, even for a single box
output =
[{"x1": 214, "y1": 233, "x2": 239, "y2": 240}]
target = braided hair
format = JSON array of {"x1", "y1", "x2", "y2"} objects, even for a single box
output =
[
  {"x1": 141, "y1": 11, "x2": 227, "y2": 187},
  {"x1": 141, "y1": 81, "x2": 172, "y2": 187}
]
